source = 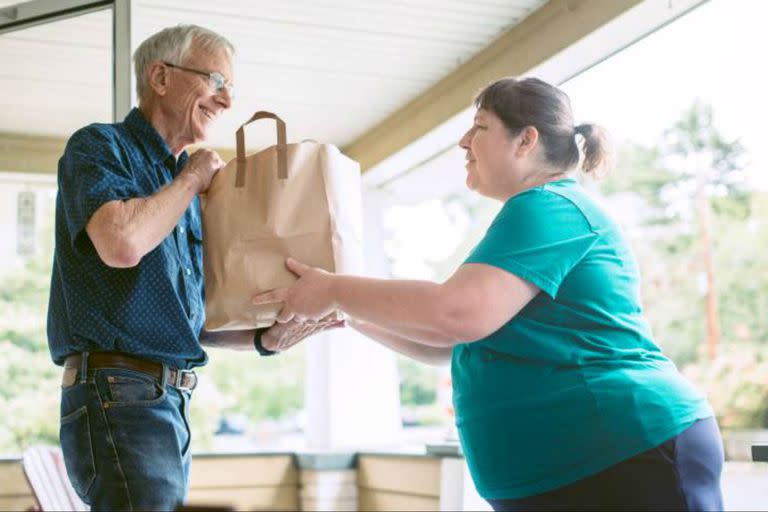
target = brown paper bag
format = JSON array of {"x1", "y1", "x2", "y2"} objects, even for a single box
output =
[{"x1": 201, "y1": 111, "x2": 363, "y2": 331}]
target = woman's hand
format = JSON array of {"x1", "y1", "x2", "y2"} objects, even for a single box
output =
[{"x1": 252, "y1": 257, "x2": 338, "y2": 323}]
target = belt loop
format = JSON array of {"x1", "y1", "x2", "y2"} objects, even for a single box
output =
[
  {"x1": 160, "y1": 364, "x2": 169, "y2": 388},
  {"x1": 79, "y1": 351, "x2": 89, "y2": 384}
]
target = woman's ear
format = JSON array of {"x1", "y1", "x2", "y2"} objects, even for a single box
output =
[
  {"x1": 516, "y1": 126, "x2": 539, "y2": 157},
  {"x1": 147, "y1": 61, "x2": 169, "y2": 97}
]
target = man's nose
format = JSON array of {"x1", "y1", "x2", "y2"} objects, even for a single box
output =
[{"x1": 216, "y1": 88, "x2": 233, "y2": 109}]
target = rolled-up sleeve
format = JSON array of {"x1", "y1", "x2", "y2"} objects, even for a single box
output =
[{"x1": 58, "y1": 126, "x2": 139, "y2": 253}]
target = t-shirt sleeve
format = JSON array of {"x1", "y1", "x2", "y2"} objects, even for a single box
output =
[
  {"x1": 464, "y1": 189, "x2": 598, "y2": 299},
  {"x1": 58, "y1": 126, "x2": 140, "y2": 253}
]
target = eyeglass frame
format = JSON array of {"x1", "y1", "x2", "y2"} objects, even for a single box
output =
[{"x1": 163, "y1": 61, "x2": 234, "y2": 98}]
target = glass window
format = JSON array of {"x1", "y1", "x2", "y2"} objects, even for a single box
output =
[
  {"x1": 373, "y1": 147, "x2": 500, "y2": 442},
  {"x1": 0, "y1": 8, "x2": 112, "y2": 457}
]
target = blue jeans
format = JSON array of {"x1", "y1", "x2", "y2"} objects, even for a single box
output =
[
  {"x1": 488, "y1": 417, "x2": 724, "y2": 511},
  {"x1": 59, "y1": 364, "x2": 192, "y2": 511}
]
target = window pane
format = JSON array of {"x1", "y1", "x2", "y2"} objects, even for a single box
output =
[
  {"x1": 0, "y1": 8, "x2": 112, "y2": 457},
  {"x1": 375, "y1": 146, "x2": 500, "y2": 443}
]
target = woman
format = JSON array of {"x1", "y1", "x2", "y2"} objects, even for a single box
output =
[{"x1": 253, "y1": 77, "x2": 723, "y2": 511}]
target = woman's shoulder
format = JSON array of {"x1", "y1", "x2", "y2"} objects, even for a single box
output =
[
  {"x1": 540, "y1": 179, "x2": 617, "y2": 233},
  {"x1": 503, "y1": 179, "x2": 594, "y2": 227}
]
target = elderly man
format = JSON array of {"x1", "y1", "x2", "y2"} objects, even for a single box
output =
[{"x1": 47, "y1": 24, "x2": 269, "y2": 510}]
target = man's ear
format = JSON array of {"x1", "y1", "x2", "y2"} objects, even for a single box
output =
[
  {"x1": 147, "y1": 61, "x2": 169, "y2": 97},
  {"x1": 516, "y1": 126, "x2": 539, "y2": 158}
]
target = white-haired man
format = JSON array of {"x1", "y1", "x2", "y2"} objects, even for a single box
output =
[{"x1": 48, "y1": 25, "x2": 270, "y2": 510}]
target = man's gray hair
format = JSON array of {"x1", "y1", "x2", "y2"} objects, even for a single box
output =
[{"x1": 133, "y1": 24, "x2": 235, "y2": 101}]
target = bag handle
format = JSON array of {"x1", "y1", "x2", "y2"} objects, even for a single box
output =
[{"x1": 235, "y1": 111, "x2": 288, "y2": 188}]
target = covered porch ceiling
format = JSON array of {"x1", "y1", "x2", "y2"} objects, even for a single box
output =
[{"x1": 0, "y1": 0, "x2": 702, "y2": 177}]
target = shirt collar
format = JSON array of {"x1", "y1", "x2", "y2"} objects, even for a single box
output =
[{"x1": 124, "y1": 107, "x2": 188, "y2": 173}]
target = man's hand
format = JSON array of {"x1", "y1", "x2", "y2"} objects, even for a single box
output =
[
  {"x1": 261, "y1": 317, "x2": 346, "y2": 352},
  {"x1": 182, "y1": 149, "x2": 226, "y2": 193}
]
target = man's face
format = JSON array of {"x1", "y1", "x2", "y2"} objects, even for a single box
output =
[{"x1": 163, "y1": 44, "x2": 233, "y2": 149}]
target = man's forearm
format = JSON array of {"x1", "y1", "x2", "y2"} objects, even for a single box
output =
[
  {"x1": 199, "y1": 329, "x2": 256, "y2": 350},
  {"x1": 88, "y1": 173, "x2": 201, "y2": 267}
]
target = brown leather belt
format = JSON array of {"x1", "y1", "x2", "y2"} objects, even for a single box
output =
[{"x1": 64, "y1": 352, "x2": 197, "y2": 391}]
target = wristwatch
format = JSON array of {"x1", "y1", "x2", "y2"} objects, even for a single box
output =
[{"x1": 253, "y1": 327, "x2": 277, "y2": 356}]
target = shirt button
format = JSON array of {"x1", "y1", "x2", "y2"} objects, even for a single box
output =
[
  {"x1": 179, "y1": 226, "x2": 185, "y2": 234},
  {"x1": 186, "y1": 268, "x2": 192, "y2": 275}
]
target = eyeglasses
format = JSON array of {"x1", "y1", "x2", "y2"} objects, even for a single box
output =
[{"x1": 163, "y1": 61, "x2": 234, "y2": 98}]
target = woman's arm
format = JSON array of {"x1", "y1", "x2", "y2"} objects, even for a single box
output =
[
  {"x1": 349, "y1": 319, "x2": 452, "y2": 366},
  {"x1": 254, "y1": 259, "x2": 540, "y2": 349},
  {"x1": 326, "y1": 262, "x2": 540, "y2": 347}
]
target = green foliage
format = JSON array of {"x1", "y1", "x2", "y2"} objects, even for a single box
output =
[
  {"x1": 595, "y1": 102, "x2": 767, "y2": 427},
  {"x1": 661, "y1": 101, "x2": 749, "y2": 211},
  {"x1": 207, "y1": 347, "x2": 303, "y2": 413},
  {"x1": 398, "y1": 358, "x2": 437, "y2": 406},
  {"x1": 684, "y1": 343, "x2": 768, "y2": 428},
  {"x1": 600, "y1": 143, "x2": 675, "y2": 210},
  {"x1": 0, "y1": 252, "x2": 58, "y2": 455},
  {"x1": 712, "y1": 197, "x2": 768, "y2": 346}
]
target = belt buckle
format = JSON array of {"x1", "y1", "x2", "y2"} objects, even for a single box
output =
[{"x1": 174, "y1": 369, "x2": 197, "y2": 391}]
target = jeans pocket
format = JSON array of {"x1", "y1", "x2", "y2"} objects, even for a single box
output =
[
  {"x1": 59, "y1": 406, "x2": 96, "y2": 499},
  {"x1": 102, "y1": 370, "x2": 166, "y2": 407}
]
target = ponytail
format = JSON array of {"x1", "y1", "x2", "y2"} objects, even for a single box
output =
[{"x1": 575, "y1": 123, "x2": 612, "y2": 176}]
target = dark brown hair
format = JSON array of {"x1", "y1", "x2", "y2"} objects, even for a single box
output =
[{"x1": 474, "y1": 77, "x2": 611, "y2": 176}]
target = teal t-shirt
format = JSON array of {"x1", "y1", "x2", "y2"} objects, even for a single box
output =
[{"x1": 452, "y1": 178, "x2": 712, "y2": 500}]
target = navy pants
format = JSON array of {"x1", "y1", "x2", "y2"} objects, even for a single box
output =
[
  {"x1": 59, "y1": 365, "x2": 192, "y2": 511},
  {"x1": 488, "y1": 417, "x2": 724, "y2": 511}
]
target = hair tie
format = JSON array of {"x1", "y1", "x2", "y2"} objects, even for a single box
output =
[{"x1": 574, "y1": 124, "x2": 587, "y2": 136}]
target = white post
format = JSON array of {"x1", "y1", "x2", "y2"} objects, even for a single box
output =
[
  {"x1": 304, "y1": 187, "x2": 402, "y2": 449},
  {"x1": 305, "y1": 330, "x2": 402, "y2": 449},
  {"x1": 113, "y1": 0, "x2": 134, "y2": 120}
]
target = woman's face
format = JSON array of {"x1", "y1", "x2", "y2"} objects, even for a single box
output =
[{"x1": 459, "y1": 108, "x2": 523, "y2": 200}]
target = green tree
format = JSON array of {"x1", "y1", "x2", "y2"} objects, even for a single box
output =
[
  {"x1": 0, "y1": 237, "x2": 59, "y2": 455},
  {"x1": 398, "y1": 358, "x2": 437, "y2": 407},
  {"x1": 593, "y1": 105, "x2": 768, "y2": 428},
  {"x1": 660, "y1": 102, "x2": 747, "y2": 359}
]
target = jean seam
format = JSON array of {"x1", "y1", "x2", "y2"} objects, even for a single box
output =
[
  {"x1": 666, "y1": 439, "x2": 690, "y2": 512},
  {"x1": 93, "y1": 378, "x2": 135, "y2": 511},
  {"x1": 60, "y1": 405, "x2": 97, "y2": 497},
  {"x1": 179, "y1": 389, "x2": 192, "y2": 458}
]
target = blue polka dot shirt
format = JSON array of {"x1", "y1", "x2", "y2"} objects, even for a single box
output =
[{"x1": 47, "y1": 108, "x2": 207, "y2": 370}]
